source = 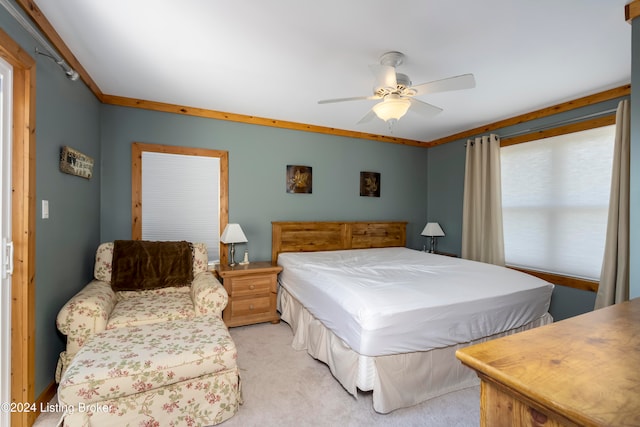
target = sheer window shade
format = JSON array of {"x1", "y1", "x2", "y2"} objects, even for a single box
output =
[
  {"x1": 501, "y1": 125, "x2": 615, "y2": 280},
  {"x1": 141, "y1": 152, "x2": 220, "y2": 261}
]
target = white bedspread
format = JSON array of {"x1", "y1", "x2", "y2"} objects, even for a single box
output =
[{"x1": 278, "y1": 247, "x2": 553, "y2": 357}]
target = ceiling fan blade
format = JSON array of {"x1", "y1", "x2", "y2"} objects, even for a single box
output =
[
  {"x1": 409, "y1": 98, "x2": 443, "y2": 117},
  {"x1": 318, "y1": 95, "x2": 380, "y2": 104},
  {"x1": 369, "y1": 64, "x2": 397, "y2": 90},
  {"x1": 411, "y1": 73, "x2": 476, "y2": 96},
  {"x1": 357, "y1": 109, "x2": 377, "y2": 124}
]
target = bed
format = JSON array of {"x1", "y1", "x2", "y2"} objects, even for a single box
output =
[{"x1": 271, "y1": 221, "x2": 554, "y2": 413}]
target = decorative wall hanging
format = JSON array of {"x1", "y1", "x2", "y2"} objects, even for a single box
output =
[
  {"x1": 286, "y1": 165, "x2": 312, "y2": 194},
  {"x1": 360, "y1": 171, "x2": 380, "y2": 197},
  {"x1": 60, "y1": 146, "x2": 94, "y2": 179}
]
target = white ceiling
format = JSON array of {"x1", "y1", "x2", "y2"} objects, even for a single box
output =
[{"x1": 33, "y1": 0, "x2": 631, "y2": 143}]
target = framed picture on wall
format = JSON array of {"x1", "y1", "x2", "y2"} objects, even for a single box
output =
[
  {"x1": 286, "y1": 165, "x2": 312, "y2": 194},
  {"x1": 360, "y1": 171, "x2": 380, "y2": 197},
  {"x1": 59, "y1": 146, "x2": 94, "y2": 179}
]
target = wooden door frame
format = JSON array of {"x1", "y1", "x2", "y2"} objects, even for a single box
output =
[{"x1": 0, "y1": 28, "x2": 37, "y2": 427}]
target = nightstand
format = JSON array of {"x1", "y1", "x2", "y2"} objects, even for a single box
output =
[
  {"x1": 433, "y1": 251, "x2": 458, "y2": 257},
  {"x1": 215, "y1": 261, "x2": 283, "y2": 327}
]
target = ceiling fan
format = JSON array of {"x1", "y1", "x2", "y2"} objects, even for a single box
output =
[{"x1": 318, "y1": 51, "x2": 476, "y2": 127}]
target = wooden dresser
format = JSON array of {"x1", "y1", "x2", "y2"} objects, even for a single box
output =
[
  {"x1": 456, "y1": 298, "x2": 640, "y2": 427},
  {"x1": 215, "y1": 261, "x2": 282, "y2": 327}
]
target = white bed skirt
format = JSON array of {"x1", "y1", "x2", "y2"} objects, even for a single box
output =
[{"x1": 278, "y1": 286, "x2": 553, "y2": 414}]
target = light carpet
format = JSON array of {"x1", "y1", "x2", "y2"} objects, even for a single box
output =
[{"x1": 35, "y1": 321, "x2": 480, "y2": 426}]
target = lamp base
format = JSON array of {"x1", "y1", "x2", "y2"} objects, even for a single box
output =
[
  {"x1": 429, "y1": 237, "x2": 437, "y2": 254},
  {"x1": 228, "y1": 243, "x2": 237, "y2": 267}
]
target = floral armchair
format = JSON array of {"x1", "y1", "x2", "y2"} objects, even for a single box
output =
[{"x1": 56, "y1": 241, "x2": 228, "y2": 381}]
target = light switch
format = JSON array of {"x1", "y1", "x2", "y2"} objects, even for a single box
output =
[{"x1": 42, "y1": 200, "x2": 49, "y2": 219}]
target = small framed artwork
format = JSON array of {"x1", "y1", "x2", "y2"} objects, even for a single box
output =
[
  {"x1": 286, "y1": 165, "x2": 312, "y2": 194},
  {"x1": 59, "y1": 146, "x2": 94, "y2": 179},
  {"x1": 360, "y1": 171, "x2": 380, "y2": 197}
]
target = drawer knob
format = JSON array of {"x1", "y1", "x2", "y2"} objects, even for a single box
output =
[
  {"x1": 249, "y1": 304, "x2": 255, "y2": 310},
  {"x1": 249, "y1": 284, "x2": 255, "y2": 290}
]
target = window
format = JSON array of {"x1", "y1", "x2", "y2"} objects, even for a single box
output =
[
  {"x1": 132, "y1": 143, "x2": 229, "y2": 264},
  {"x1": 501, "y1": 122, "x2": 615, "y2": 281},
  {"x1": 142, "y1": 151, "x2": 220, "y2": 259}
]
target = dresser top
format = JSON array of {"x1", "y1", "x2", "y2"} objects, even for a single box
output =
[{"x1": 456, "y1": 298, "x2": 640, "y2": 426}]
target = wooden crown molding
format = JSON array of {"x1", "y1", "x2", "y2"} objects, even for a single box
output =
[
  {"x1": 101, "y1": 85, "x2": 629, "y2": 149},
  {"x1": 626, "y1": 0, "x2": 640, "y2": 22},
  {"x1": 101, "y1": 95, "x2": 426, "y2": 147},
  {"x1": 426, "y1": 85, "x2": 629, "y2": 148},
  {"x1": 15, "y1": 0, "x2": 632, "y2": 148}
]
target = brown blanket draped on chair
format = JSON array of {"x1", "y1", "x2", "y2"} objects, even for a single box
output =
[{"x1": 111, "y1": 240, "x2": 194, "y2": 291}]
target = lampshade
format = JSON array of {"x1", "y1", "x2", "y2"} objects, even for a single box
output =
[
  {"x1": 220, "y1": 223, "x2": 248, "y2": 244},
  {"x1": 421, "y1": 222, "x2": 445, "y2": 237},
  {"x1": 372, "y1": 94, "x2": 411, "y2": 122}
]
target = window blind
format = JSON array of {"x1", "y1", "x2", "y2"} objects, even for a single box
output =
[
  {"x1": 141, "y1": 151, "x2": 220, "y2": 261},
  {"x1": 501, "y1": 125, "x2": 615, "y2": 280}
]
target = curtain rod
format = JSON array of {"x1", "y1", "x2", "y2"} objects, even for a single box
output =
[
  {"x1": 0, "y1": 0, "x2": 78, "y2": 80},
  {"x1": 497, "y1": 107, "x2": 618, "y2": 140},
  {"x1": 464, "y1": 107, "x2": 618, "y2": 147}
]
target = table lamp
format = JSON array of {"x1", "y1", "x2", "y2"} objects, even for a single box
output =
[
  {"x1": 220, "y1": 223, "x2": 248, "y2": 266},
  {"x1": 421, "y1": 222, "x2": 445, "y2": 253}
]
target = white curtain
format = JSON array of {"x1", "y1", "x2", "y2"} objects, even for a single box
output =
[
  {"x1": 462, "y1": 134, "x2": 505, "y2": 266},
  {"x1": 595, "y1": 99, "x2": 630, "y2": 309}
]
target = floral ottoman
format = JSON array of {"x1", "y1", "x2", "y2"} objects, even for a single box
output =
[{"x1": 57, "y1": 316, "x2": 242, "y2": 426}]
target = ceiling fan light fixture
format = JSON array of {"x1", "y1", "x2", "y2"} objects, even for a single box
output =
[{"x1": 372, "y1": 95, "x2": 411, "y2": 122}]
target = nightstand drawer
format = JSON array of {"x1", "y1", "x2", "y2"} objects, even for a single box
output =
[
  {"x1": 227, "y1": 275, "x2": 273, "y2": 297},
  {"x1": 228, "y1": 296, "x2": 271, "y2": 318}
]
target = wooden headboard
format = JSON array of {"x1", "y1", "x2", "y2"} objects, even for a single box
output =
[{"x1": 271, "y1": 221, "x2": 407, "y2": 263}]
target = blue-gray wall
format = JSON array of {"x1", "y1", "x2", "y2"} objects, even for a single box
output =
[
  {"x1": 35, "y1": 63, "x2": 100, "y2": 394},
  {"x1": 99, "y1": 106, "x2": 430, "y2": 261},
  {"x1": 0, "y1": 9, "x2": 102, "y2": 396}
]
